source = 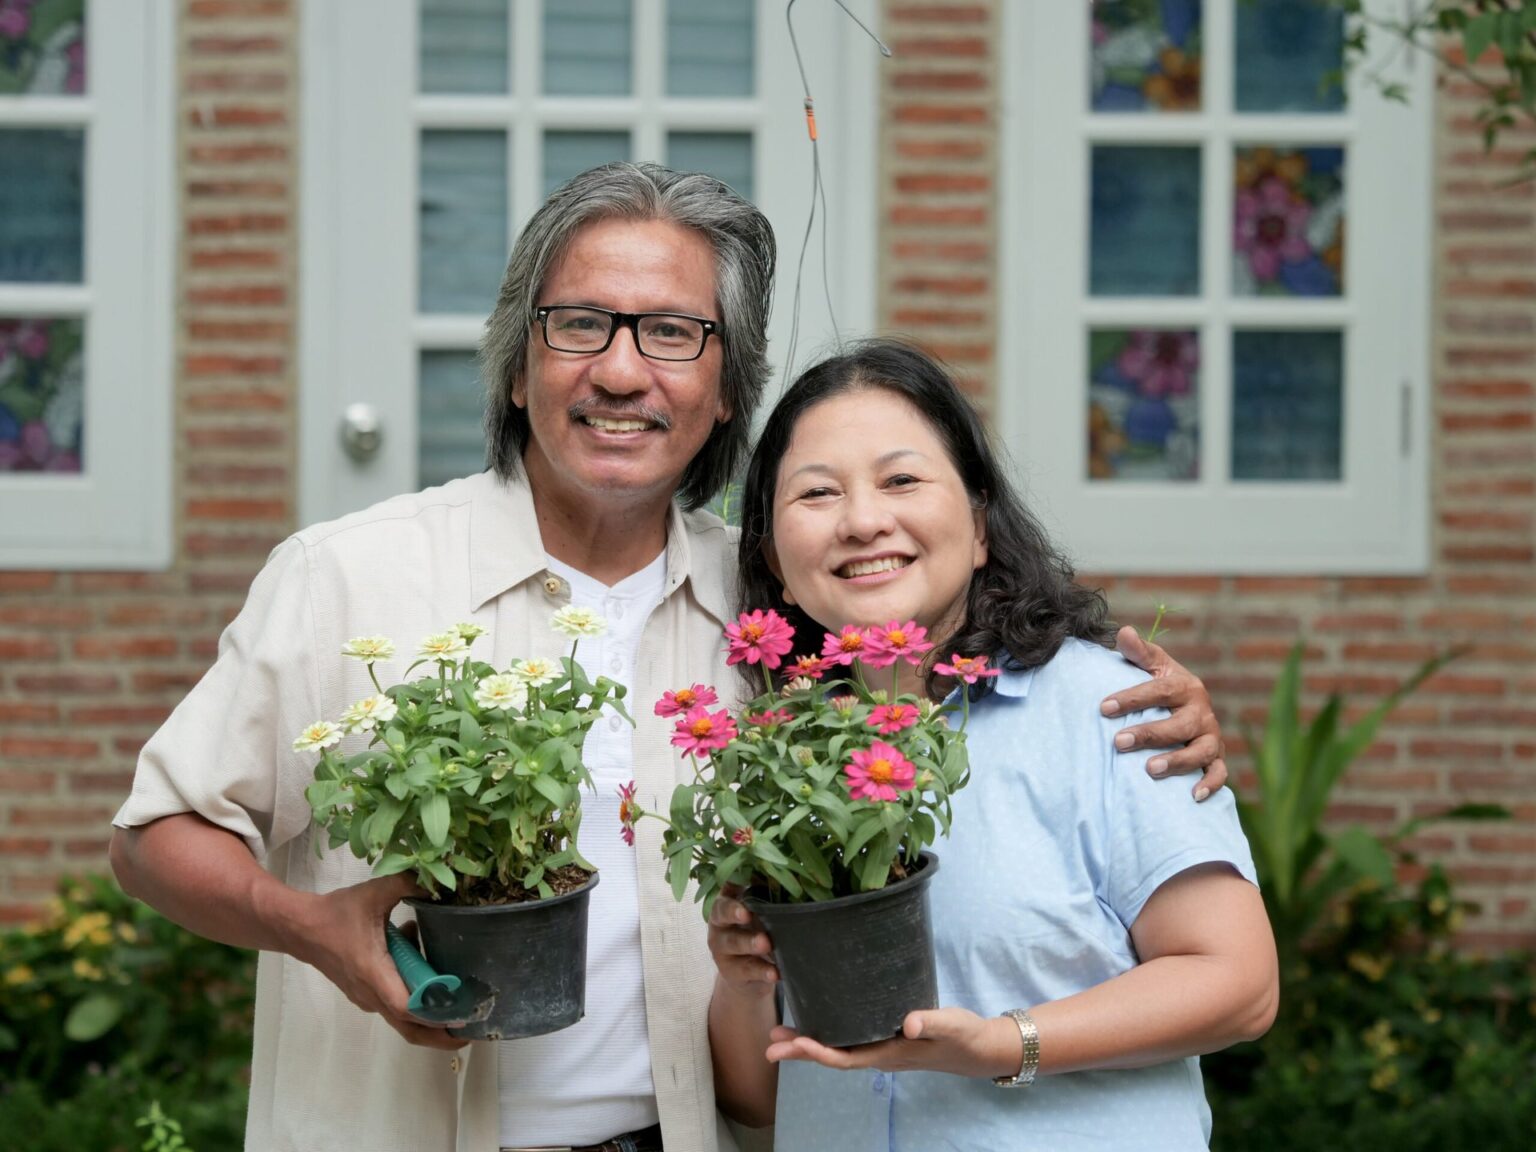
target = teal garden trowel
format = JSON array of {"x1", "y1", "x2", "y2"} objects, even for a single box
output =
[{"x1": 385, "y1": 921, "x2": 497, "y2": 1027}]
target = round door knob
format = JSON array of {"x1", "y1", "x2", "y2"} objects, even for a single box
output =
[{"x1": 340, "y1": 402, "x2": 383, "y2": 462}]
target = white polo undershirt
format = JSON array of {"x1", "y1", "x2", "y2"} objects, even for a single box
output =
[{"x1": 496, "y1": 549, "x2": 668, "y2": 1148}]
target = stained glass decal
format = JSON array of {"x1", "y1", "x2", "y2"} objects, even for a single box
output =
[
  {"x1": 0, "y1": 129, "x2": 84, "y2": 284},
  {"x1": 0, "y1": 317, "x2": 84, "y2": 473},
  {"x1": 1090, "y1": 145, "x2": 1201, "y2": 296},
  {"x1": 1232, "y1": 329, "x2": 1342, "y2": 481},
  {"x1": 667, "y1": 132, "x2": 753, "y2": 200},
  {"x1": 420, "y1": 0, "x2": 509, "y2": 95},
  {"x1": 419, "y1": 130, "x2": 508, "y2": 315},
  {"x1": 543, "y1": 131, "x2": 631, "y2": 197},
  {"x1": 1234, "y1": 0, "x2": 1345, "y2": 113},
  {"x1": 0, "y1": 0, "x2": 86, "y2": 95},
  {"x1": 667, "y1": 0, "x2": 753, "y2": 97},
  {"x1": 1088, "y1": 328, "x2": 1200, "y2": 481},
  {"x1": 543, "y1": 0, "x2": 632, "y2": 96},
  {"x1": 1090, "y1": 0, "x2": 1202, "y2": 113},
  {"x1": 419, "y1": 350, "x2": 486, "y2": 489},
  {"x1": 1233, "y1": 146, "x2": 1345, "y2": 297}
]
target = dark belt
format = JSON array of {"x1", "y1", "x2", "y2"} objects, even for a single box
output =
[{"x1": 499, "y1": 1122, "x2": 664, "y2": 1152}]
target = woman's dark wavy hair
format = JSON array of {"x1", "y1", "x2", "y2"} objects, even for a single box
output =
[{"x1": 737, "y1": 339, "x2": 1114, "y2": 700}]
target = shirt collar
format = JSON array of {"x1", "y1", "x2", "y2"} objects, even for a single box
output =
[{"x1": 467, "y1": 470, "x2": 732, "y2": 628}]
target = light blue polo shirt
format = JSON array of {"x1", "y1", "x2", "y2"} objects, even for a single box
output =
[{"x1": 774, "y1": 638, "x2": 1259, "y2": 1152}]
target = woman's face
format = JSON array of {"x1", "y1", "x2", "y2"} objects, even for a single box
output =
[{"x1": 767, "y1": 387, "x2": 988, "y2": 642}]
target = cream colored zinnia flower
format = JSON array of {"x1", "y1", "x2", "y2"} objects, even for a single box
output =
[
  {"x1": 418, "y1": 631, "x2": 469, "y2": 661},
  {"x1": 341, "y1": 694, "x2": 399, "y2": 734},
  {"x1": 293, "y1": 720, "x2": 344, "y2": 752},
  {"x1": 341, "y1": 635, "x2": 395, "y2": 664},
  {"x1": 510, "y1": 657, "x2": 560, "y2": 687},
  {"x1": 474, "y1": 673, "x2": 528, "y2": 713},
  {"x1": 551, "y1": 605, "x2": 608, "y2": 639}
]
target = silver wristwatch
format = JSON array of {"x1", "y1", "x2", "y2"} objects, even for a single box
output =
[{"x1": 992, "y1": 1008, "x2": 1040, "y2": 1087}]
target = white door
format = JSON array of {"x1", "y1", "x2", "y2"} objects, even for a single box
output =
[{"x1": 299, "y1": 0, "x2": 877, "y2": 524}]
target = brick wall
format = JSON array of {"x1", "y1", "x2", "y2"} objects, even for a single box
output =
[
  {"x1": 878, "y1": 1, "x2": 1535, "y2": 949},
  {"x1": 0, "y1": 0, "x2": 299, "y2": 921}
]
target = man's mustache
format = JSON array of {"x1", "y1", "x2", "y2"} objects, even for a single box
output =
[{"x1": 568, "y1": 395, "x2": 672, "y2": 430}]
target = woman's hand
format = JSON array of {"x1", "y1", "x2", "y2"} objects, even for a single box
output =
[
  {"x1": 765, "y1": 1009, "x2": 1022, "y2": 1080},
  {"x1": 707, "y1": 884, "x2": 779, "y2": 999},
  {"x1": 1100, "y1": 624, "x2": 1228, "y2": 801}
]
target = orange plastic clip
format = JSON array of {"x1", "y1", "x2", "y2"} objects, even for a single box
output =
[{"x1": 804, "y1": 98, "x2": 818, "y2": 141}]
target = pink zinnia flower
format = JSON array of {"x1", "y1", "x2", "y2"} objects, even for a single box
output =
[
  {"x1": 747, "y1": 708, "x2": 794, "y2": 729},
  {"x1": 933, "y1": 653, "x2": 1002, "y2": 684},
  {"x1": 725, "y1": 609, "x2": 795, "y2": 670},
  {"x1": 821, "y1": 626, "x2": 870, "y2": 666},
  {"x1": 844, "y1": 742, "x2": 916, "y2": 802},
  {"x1": 654, "y1": 683, "x2": 719, "y2": 718},
  {"x1": 861, "y1": 620, "x2": 934, "y2": 669},
  {"x1": 731, "y1": 827, "x2": 754, "y2": 846},
  {"x1": 867, "y1": 702, "x2": 920, "y2": 735},
  {"x1": 617, "y1": 781, "x2": 640, "y2": 846},
  {"x1": 786, "y1": 653, "x2": 829, "y2": 680},
  {"x1": 671, "y1": 705, "x2": 738, "y2": 756}
]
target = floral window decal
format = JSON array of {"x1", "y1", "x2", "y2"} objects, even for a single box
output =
[
  {"x1": 0, "y1": 318, "x2": 84, "y2": 472},
  {"x1": 1088, "y1": 328, "x2": 1200, "y2": 482},
  {"x1": 0, "y1": 0, "x2": 87, "y2": 96},
  {"x1": 1233, "y1": 146, "x2": 1345, "y2": 298},
  {"x1": 1090, "y1": 0, "x2": 1202, "y2": 113}
]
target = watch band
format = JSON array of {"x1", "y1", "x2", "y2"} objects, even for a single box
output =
[{"x1": 993, "y1": 1008, "x2": 1040, "y2": 1087}]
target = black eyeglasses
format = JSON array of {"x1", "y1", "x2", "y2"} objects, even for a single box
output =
[{"x1": 533, "y1": 305, "x2": 720, "y2": 362}]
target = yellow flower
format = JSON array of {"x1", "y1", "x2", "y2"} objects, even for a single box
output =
[
  {"x1": 1370, "y1": 1064, "x2": 1399, "y2": 1092},
  {"x1": 116, "y1": 922, "x2": 137, "y2": 943},
  {"x1": 3, "y1": 965, "x2": 35, "y2": 987},
  {"x1": 71, "y1": 958, "x2": 104, "y2": 982},
  {"x1": 62, "y1": 911, "x2": 112, "y2": 950},
  {"x1": 1347, "y1": 951, "x2": 1390, "y2": 982}
]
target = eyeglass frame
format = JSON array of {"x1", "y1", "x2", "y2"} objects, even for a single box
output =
[{"x1": 532, "y1": 304, "x2": 722, "y2": 363}]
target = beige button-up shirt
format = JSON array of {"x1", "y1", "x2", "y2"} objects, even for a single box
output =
[{"x1": 114, "y1": 470, "x2": 744, "y2": 1152}]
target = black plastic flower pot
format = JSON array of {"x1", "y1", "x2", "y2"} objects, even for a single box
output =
[
  {"x1": 743, "y1": 852, "x2": 940, "y2": 1048},
  {"x1": 406, "y1": 872, "x2": 598, "y2": 1041}
]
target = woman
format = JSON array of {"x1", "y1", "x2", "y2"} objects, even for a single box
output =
[{"x1": 707, "y1": 341, "x2": 1276, "y2": 1150}]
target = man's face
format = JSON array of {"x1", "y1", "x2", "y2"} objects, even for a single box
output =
[{"x1": 515, "y1": 217, "x2": 729, "y2": 511}]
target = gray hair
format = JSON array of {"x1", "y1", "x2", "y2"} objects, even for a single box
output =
[{"x1": 481, "y1": 161, "x2": 776, "y2": 510}]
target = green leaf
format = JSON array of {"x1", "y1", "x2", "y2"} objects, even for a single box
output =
[
  {"x1": 531, "y1": 771, "x2": 569, "y2": 808},
  {"x1": 1330, "y1": 825, "x2": 1396, "y2": 889},
  {"x1": 1463, "y1": 11, "x2": 1500, "y2": 66},
  {"x1": 64, "y1": 993, "x2": 124, "y2": 1042},
  {"x1": 422, "y1": 792, "x2": 450, "y2": 847},
  {"x1": 421, "y1": 856, "x2": 456, "y2": 891},
  {"x1": 372, "y1": 852, "x2": 416, "y2": 878}
]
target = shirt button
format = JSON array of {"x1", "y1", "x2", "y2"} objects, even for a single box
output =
[
  {"x1": 542, "y1": 574, "x2": 566, "y2": 598},
  {"x1": 609, "y1": 715, "x2": 622, "y2": 731},
  {"x1": 611, "y1": 601, "x2": 626, "y2": 619},
  {"x1": 449, "y1": 1056, "x2": 461, "y2": 1074},
  {"x1": 609, "y1": 655, "x2": 623, "y2": 673},
  {"x1": 873, "y1": 1072, "x2": 887, "y2": 1093}
]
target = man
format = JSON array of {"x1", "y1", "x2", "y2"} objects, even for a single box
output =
[{"x1": 110, "y1": 163, "x2": 1225, "y2": 1152}]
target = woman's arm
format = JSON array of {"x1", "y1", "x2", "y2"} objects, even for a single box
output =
[
  {"x1": 706, "y1": 886, "x2": 781, "y2": 1127},
  {"x1": 763, "y1": 862, "x2": 1277, "y2": 1078}
]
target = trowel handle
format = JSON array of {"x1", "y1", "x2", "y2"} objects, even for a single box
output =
[{"x1": 385, "y1": 921, "x2": 460, "y2": 1001}]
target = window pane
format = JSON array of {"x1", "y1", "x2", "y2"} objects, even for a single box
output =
[
  {"x1": 0, "y1": 129, "x2": 85, "y2": 284},
  {"x1": 1232, "y1": 329, "x2": 1342, "y2": 481},
  {"x1": 420, "y1": 0, "x2": 509, "y2": 94},
  {"x1": 419, "y1": 350, "x2": 487, "y2": 489},
  {"x1": 0, "y1": 317, "x2": 84, "y2": 473},
  {"x1": 1088, "y1": 328, "x2": 1199, "y2": 481},
  {"x1": 0, "y1": 0, "x2": 86, "y2": 95},
  {"x1": 1234, "y1": 0, "x2": 1344, "y2": 113},
  {"x1": 543, "y1": 0, "x2": 632, "y2": 96},
  {"x1": 1090, "y1": 145, "x2": 1201, "y2": 296},
  {"x1": 1089, "y1": 0, "x2": 1202, "y2": 113},
  {"x1": 543, "y1": 130, "x2": 631, "y2": 197},
  {"x1": 1233, "y1": 145, "x2": 1345, "y2": 297},
  {"x1": 667, "y1": 0, "x2": 753, "y2": 97},
  {"x1": 419, "y1": 130, "x2": 508, "y2": 315},
  {"x1": 667, "y1": 131, "x2": 753, "y2": 200}
]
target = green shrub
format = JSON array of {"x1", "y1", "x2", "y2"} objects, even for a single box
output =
[{"x1": 0, "y1": 875, "x2": 254, "y2": 1149}]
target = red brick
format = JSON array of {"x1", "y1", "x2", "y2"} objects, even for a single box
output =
[
  {"x1": 1442, "y1": 543, "x2": 1535, "y2": 563},
  {"x1": 1234, "y1": 641, "x2": 1324, "y2": 662},
  {"x1": 0, "y1": 737, "x2": 99, "y2": 760},
  {"x1": 1410, "y1": 738, "x2": 1507, "y2": 759},
  {"x1": 186, "y1": 316, "x2": 288, "y2": 338},
  {"x1": 185, "y1": 70, "x2": 288, "y2": 94},
  {"x1": 0, "y1": 572, "x2": 56, "y2": 592},
  {"x1": 1470, "y1": 832, "x2": 1536, "y2": 854},
  {"x1": 895, "y1": 139, "x2": 988, "y2": 160},
  {"x1": 12, "y1": 673, "x2": 121, "y2": 695},
  {"x1": 67, "y1": 705, "x2": 175, "y2": 727},
  {"x1": 72, "y1": 636, "x2": 179, "y2": 661},
  {"x1": 102, "y1": 603, "x2": 207, "y2": 627},
  {"x1": 1341, "y1": 642, "x2": 1441, "y2": 663},
  {"x1": 186, "y1": 462, "x2": 289, "y2": 485},
  {"x1": 183, "y1": 531, "x2": 286, "y2": 557},
  {"x1": 187, "y1": 142, "x2": 289, "y2": 165},
  {"x1": 71, "y1": 573, "x2": 168, "y2": 593},
  {"x1": 187, "y1": 0, "x2": 291, "y2": 15},
  {"x1": 1440, "y1": 410, "x2": 1535, "y2": 431},
  {"x1": 888, "y1": 4, "x2": 988, "y2": 22},
  {"x1": 189, "y1": 106, "x2": 288, "y2": 128},
  {"x1": 891, "y1": 71, "x2": 987, "y2": 92},
  {"x1": 186, "y1": 214, "x2": 287, "y2": 237},
  {"x1": 1449, "y1": 707, "x2": 1536, "y2": 727},
  {"x1": 0, "y1": 771, "x2": 56, "y2": 793},
  {"x1": 64, "y1": 838, "x2": 110, "y2": 859},
  {"x1": 1232, "y1": 577, "x2": 1332, "y2": 594},
  {"x1": 1444, "y1": 277, "x2": 1536, "y2": 297},
  {"x1": 7, "y1": 807, "x2": 115, "y2": 828},
  {"x1": 1449, "y1": 769, "x2": 1531, "y2": 792},
  {"x1": 1304, "y1": 674, "x2": 1408, "y2": 696},
  {"x1": 185, "y1": 497, "x2": 288, "y2": 521},
  {"x1": 0, "y1": 604, "x2": 92, "y2": 628},
  {"x1": 0, "y1": 702, "x2": 61, "y2": 725},
  {"x1": 892, "y1": 274, "x2": 988, "y2": 295},
  {"x1": 890, "y1": 241, "x2": 993, "y2": 262},
  {"x1": 1446, "y1": 575, "x2": 1536, "y2": 595},
  {"x1": 186, "y1": 179, "x2": 288, "y2": 199},
  {"x1": 889, "y1": 204, "x2": 988, "y2": 226},
  {"x1": 0, "y1": 838, "x2": 50, "y2": 857},
  {"x1": 1420, "y1": 674, "x2": 1508, "y2": 696},
  {"x1": 891, "y1": 37, "x2": 988, "y2": 57},
  {"x1": 69, "y1": 772, "x2": 136, "y2": 795},
  {"x1": 131, "y1": 669, "x2": 208, "y2": 693},
  {"x1": 0, "y1": 636, "x2": 60, "y2": 661},
  {"x1": 1311, "y1": 614, "x2": 1404, "y2": 633},
  {"x1": 1439, "y1": 377, "x2": 1535, "y2": 399},
  {"x1": 185, "y1": 425, "x2": 287, "y2": 449},
  {"x1": 1442, "y1": 476, "x2": 1535, "y2": 498},
  {"x1": 185, "y1": 284, "x2": 287, "y2": 306},
  {"x1": 891, "y1": 104, "x2": 990, "y2": 125},
  {"x1": 184, "y1": 354, "x2": 286, "y2": 376}
]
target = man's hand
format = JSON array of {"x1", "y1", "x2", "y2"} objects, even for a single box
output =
[
  {"x1": 289, "y1": 873, "x2": 467, "y2": 1050},
  {"x1": 707, "y1": 885, "x2": 779, "y2": 1000},
  {"x1": 1100, "y1": 625, "x2": 1227, "y2": 801}
]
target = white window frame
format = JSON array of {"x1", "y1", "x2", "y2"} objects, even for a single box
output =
[
  {"x1": 1000, "y1": 0, "x2": 1432, "y2": 574},
  {"x1": 0, "y1": 0, "x2": 174, "y2": 570},
  {"x1": 300, "y1": 0, "x2": 878, "y2": 525}
]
